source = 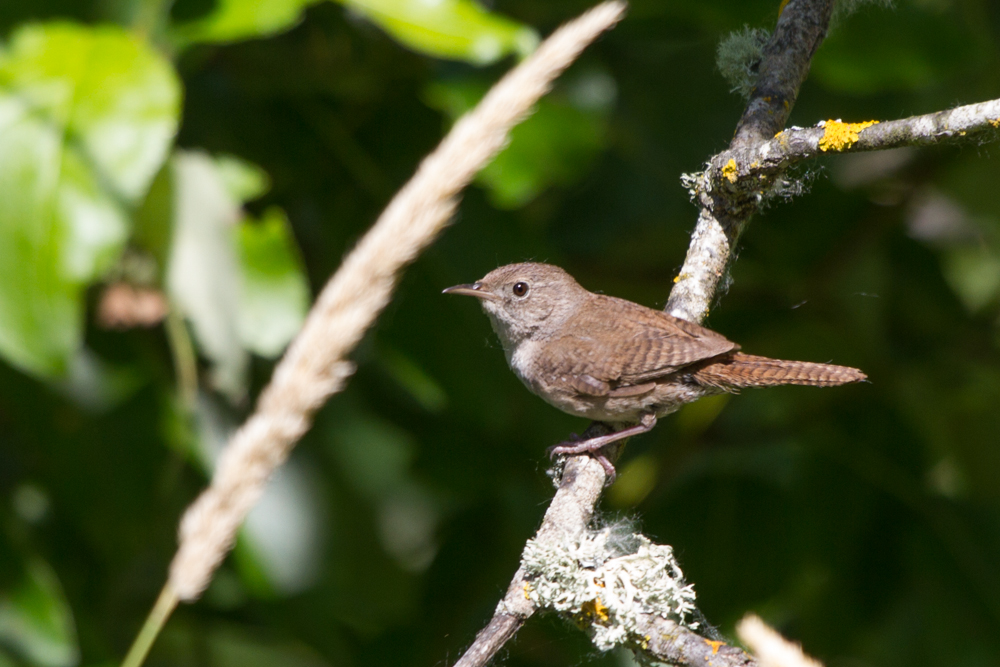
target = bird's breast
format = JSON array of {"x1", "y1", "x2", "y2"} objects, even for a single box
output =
[{"x1": 507, "y1": 339, "x2": 539, "y2": 385}]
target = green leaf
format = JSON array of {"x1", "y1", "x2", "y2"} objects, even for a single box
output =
[
  {"x1": 236, "y1": 208, "x2": 310, "y2": 357},
  {"x1": 214, "y1": 154, "x2": 271, "y2": 204},
  {"x1": 173, "y1": 0, "x2": 537, "y2": 64},
  {"x1": 425, "y1": 73, "x2": 612, "y2": 208},
  {"x1": 166, "y1": 151, "x2": 249, "y2": 401},
  {"x1": 0, "y1": 23, "x2": 180, "y2": 378},
  {"x1": 164, "y1": 152, "x2": 308, "y2": 399},
  {"x1": 0, "y1": 98, "x2": 126, "y2": 376},
  {"x1": 171, "y1": 0, "x2": 318, "y2": 45},
  {"x1": 339, "y1": 0, "x2": 538, "y2": 64},
  {"x1": 0, "y1": 558, "x2": 79, "y2": 667},
  {"x1": 0, "y1": 23, "x2": 181, "y2": 202}
]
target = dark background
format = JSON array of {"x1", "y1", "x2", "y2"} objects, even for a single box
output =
[{"x1": 2, "y1": 1, "x2": 1000, "y2": 666}]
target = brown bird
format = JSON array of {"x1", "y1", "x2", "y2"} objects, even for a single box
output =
[{"x1": 444, "y1": 263, "x2": 866, "y2": 480}]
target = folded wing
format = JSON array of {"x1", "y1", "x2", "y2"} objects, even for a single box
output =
[{"x1": 537, "y1": 294, "x2": 738, "y2": 395}]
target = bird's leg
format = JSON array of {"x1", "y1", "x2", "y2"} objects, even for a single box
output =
[{"x1": 548, "y1": 414, "x2": 657, "y2": 482}]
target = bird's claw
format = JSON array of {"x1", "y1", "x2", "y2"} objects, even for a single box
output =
[{"x1": 547, "y1": 436, "x2": 618, "y2": 485}]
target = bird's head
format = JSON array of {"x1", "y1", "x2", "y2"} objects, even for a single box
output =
[{"x1": 443, "y1": 262, "x2": 584, "y2": 347}]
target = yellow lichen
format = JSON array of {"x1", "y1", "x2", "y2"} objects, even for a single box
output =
[
  {"x1": 523, "y1": 582, "x2": 534, "y2": 600},
  {"x1": 722, "y1": 158, "x2": 738, "y2": 183},
  {"x1": 581, "y1": 596, "x2": 610, "y2": 623},
  {"x1": 818, "y1": 119, "x2": 879, "y2": 152},
  {"x1": 704, "y1": 639, "x2": 726, "y2": 654},
  {"x1": 989, "y1": 118, "x2": 1000, "y2": 128}
]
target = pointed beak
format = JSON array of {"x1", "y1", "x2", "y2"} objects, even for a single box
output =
[{"x1": 442, "y1": 282, "x2": 499, "y2": 301}]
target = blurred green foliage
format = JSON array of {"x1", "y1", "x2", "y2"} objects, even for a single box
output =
[{"x1": 1, "y1": 1, "x2": 1000, "y2": 666}]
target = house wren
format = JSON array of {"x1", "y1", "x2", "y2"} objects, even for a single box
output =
[{"x1": 444, "y1": 263, "x2": 866, "y2": 480}]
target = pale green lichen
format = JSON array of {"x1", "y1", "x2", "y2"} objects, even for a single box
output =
[
  {"x1": 832, "y1": 0, "x2": 894, "y2": 25},
  {"x1": 720, "y1": 1, "x2": 894, "y2": 99},
  {"x1": 515, "y1": 523, "x2": 697, "y2": 652},
  {"x1": 716, "y1": 26, "x2": 771, "y2": 99}
]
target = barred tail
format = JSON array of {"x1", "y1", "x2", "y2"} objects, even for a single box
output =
[{"x1": 691, "y1": 352, "x2": 866, "y2": 390}]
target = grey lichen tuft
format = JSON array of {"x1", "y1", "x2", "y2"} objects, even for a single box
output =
[
  {"x1": 514, "y1": 524, "x2": 697, "y2": 651},
  {"x1": 833, "y1": 0, "x2": 894, "y2": 24},
  {"x1": 716, "y1": 26, "x2": 771, "y2": 99}
]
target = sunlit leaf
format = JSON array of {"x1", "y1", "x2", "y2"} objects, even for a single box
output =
[
  {"x1": 339, "y1": 0, "x2": 537, "y2": 65},
  {"x1": 172, "y1": 0, "x2": 318, "y2": 45},
  {"x1": 164, "y1": 152, "x2": 308, "y2": 398},
  {"x1": 214, "y1": 154, "x2": 272, "y2": 204},
  {"x1": 0, "y1": 23, "x2": 179, "y2": 377},
  {"x1": 0, "y1": 100, "x2": 123, "y2": 376},
  {"x1": 0, "y1": 558, "x2": 78, "y2": 667},
  {"x1": 174, "y1": 0, "x2": 537, "y2": 65},
  {"x1": 0, "y1": 23, "x2": 180, "y2": 202},
  {"x1": 166, "y1": 151, "x2": 248, "y2": 401},
  {"x1": 425, "y1": 73, "x2": 612, "y2": 208},
  {"x1": 236, "y1": 207, "x2": 310, "y2": 357}
]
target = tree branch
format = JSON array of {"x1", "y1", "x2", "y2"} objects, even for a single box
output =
[
  {"x1": 724, "y1": 97, "x2": 1000, "y2": 178},
  {"x1": 636, "y1": 616, "x2": 756, "y2": 667},
  {"x1": 455, "y1": 433, "x2": 613, "y2": 667},
  {"x1": 732, "y1": 0, "x2": 835, "y2": 150},
  {"x1": 667, "y1": 0, "x2": 835, "y2": 323}
]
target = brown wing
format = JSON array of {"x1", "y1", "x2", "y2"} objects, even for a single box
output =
[{"x1": 537, "y1": 294, "x2": 738, "y2": 392}]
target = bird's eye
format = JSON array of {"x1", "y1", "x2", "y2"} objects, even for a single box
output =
[{"x1": 512, "y1": 282, "x2": 529, "y2": 297}]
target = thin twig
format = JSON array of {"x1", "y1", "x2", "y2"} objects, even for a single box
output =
[
  {"x1": 454, "y1": 434, "x2": 614, "y2": 667},
  {"x1": 163, "y1": 307, "x2": 198, "y2": 413}
]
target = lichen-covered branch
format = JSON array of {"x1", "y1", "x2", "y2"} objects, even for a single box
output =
[
  {"x1": 666, "y1": 0, "x2": 835, "y2": 323},
  {"x1": 731, "y1": 0, "x2": 835, "y2": 150},
  {"x1": 723, "y1": 97, "x2": 1000, "y2": 180},
  {"x1": 637, "y1": 616, "x2": 757, "y2": 667},
  {"x1": 667, "y1": 95, "x2": 1000, "y2": 322},
  {"x1": 454, "y1": 434, "x2": 613, "y2": 667}
]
